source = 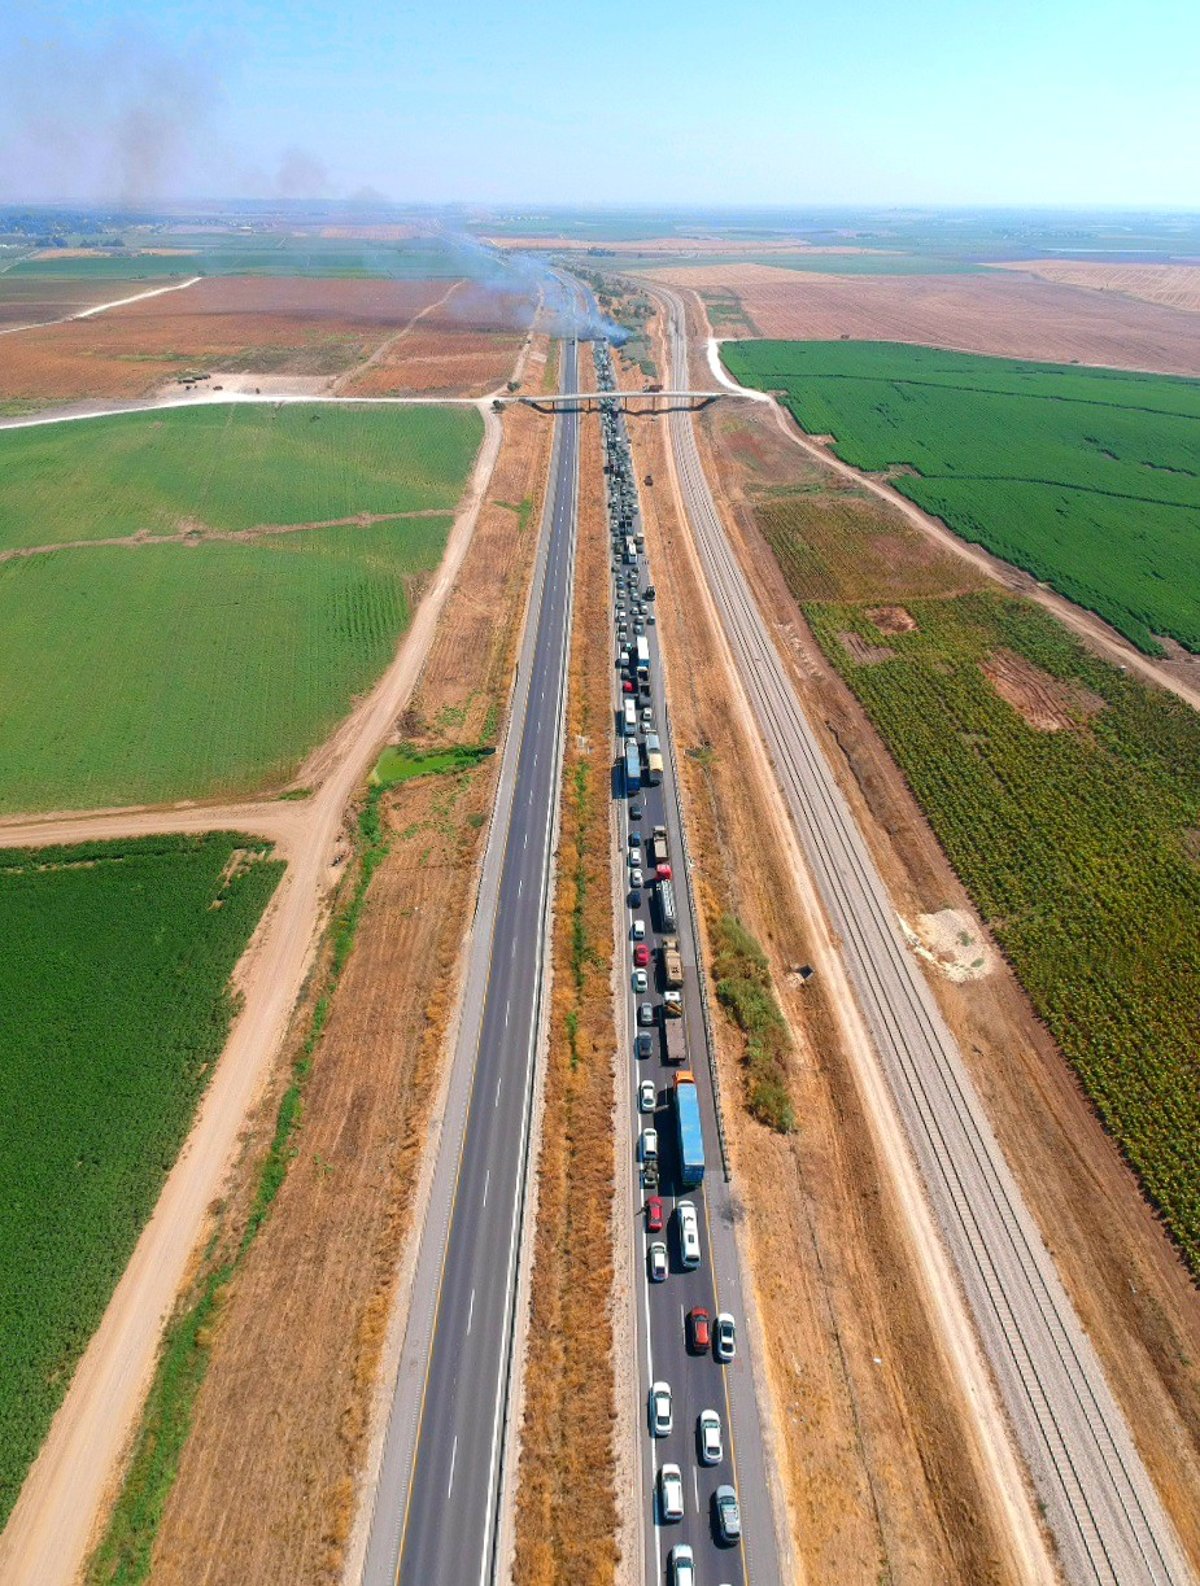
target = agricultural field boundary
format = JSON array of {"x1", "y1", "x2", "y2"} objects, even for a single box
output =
[
  {"x1": 331, "y1": 275, "x2": 463, "y2": 392},
  {"x1": 0, "y1": 404, "x2": 503, "y2": 1586},
  {"x1": 691, "y1": 315, "x2": 1200, "y2": 713}
]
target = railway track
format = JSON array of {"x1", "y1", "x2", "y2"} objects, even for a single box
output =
[{"x1": 657, "y1": 285, "x2": 1193, "y2": 1586}]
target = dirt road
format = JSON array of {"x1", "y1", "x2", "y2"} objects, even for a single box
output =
[
  {"x1": 0, "y1": 404, "x2": 503, "y2": 1586},
  {"x1": 702, "y1": 330, "x2": 1200, "y2": 712},
  {"x1": 0, "y1": 274, "x2": 202, "y2": 337}
]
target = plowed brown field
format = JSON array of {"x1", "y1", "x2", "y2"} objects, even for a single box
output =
[
  {"x1": 646, "y1": 262, "x2": 1200, "y2": 374},
  {"x1": 0, "y1": 277, "x2": 178, "y2": 329},
  {"x1": 0, "y1": 277, "x2": 455, "y2": 400},
  {"x1": 344, "y1": 284, "x2": 529, "y2": 397},
  {"x1": 993, "y1": 259, "x2": 1200, "y2": 314}
]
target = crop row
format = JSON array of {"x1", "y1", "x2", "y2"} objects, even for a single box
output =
[
  {"x1": 806, "y1": 591, "x2": 1200, "y2": 1269},
  {"x1": 723, "y1": 339, "x2": 1200, "y2": 654},
  {"x1": 0, "y1": 833, "x2": 283, "y2": 1526}
]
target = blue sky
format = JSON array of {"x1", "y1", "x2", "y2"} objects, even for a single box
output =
[{"x1": 2, "y1": 0, "x2": 1197, "y2": 206}]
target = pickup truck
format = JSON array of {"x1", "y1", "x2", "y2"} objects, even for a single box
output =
[{"x1": 661, "y1": 937, "x2": 684, "y2": 989}]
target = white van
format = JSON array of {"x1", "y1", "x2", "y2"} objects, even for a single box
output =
[
  {"x1": 676, "y1": 1200, "x2": 701, "y2": 1269},
  {"x1": 622, "y1": 699, "x2": 638, "y2": 737}
]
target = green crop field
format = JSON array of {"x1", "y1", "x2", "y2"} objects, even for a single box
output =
[
  {"x1": 723, "y1": 340, "x2": 1200, "y2": 655},
  {"x1": 0, "y1": 833, "x2": 283, "y2": 1526},
  {"x1": 806, "y1": 591, "x2": 1200, "y2": 1268},
  {"x1": 8, "y1": 240, "x2": 469, "y2": 280},
  {"x1": 0, "y1": 404, "x2": 481, "y2": 552},
  {"x1": 0, "y1": 515, "x2": 453, "y2": 812}
]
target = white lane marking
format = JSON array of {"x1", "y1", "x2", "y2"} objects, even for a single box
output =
[
  {"x1": 447, "y1": 1434, "x2": 458, "y2": 1497},
  {"x1": 467, "y1": 1288, "x2": 476, "y2": 1336},
  {"x1": 523, "y1": 830, "x2": 529, "y2": 850},
  {"x1": 517, "y1": 877, "x2": 523, "y2": 899},
  {"x1": 482, "y1": 1168, "x2": 490, "y2": 1208},
  {"x1": 495, "y1": 1071, "x2": 503, "y2": 1107},
  {"x1": 505, "y1": 998, "x2": 511, "y2": 1028},
  {"x1": 693, "y1": 1466, "x2": 700, "y2": 1514}
]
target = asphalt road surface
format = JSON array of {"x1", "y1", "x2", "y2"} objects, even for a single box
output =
[
  {"x1": 597, "y1": 341, "x2": 784, "y2": 1586},
  {"x1": 361, "y1": 336, "x2": 580, "y2": 1586},
  {"x1": 657, "y1": 286, "x2": 1193, "y2": 1586}
]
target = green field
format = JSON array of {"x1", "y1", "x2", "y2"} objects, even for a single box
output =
[
  {"x1": 6, "y1": 241, "x2": 465, "y2": 280},
  {"x1": 806, "y1": 591, "x2": 1200, "y2": 1268},
  {"x1": 723, "y1": 340, "x2": 1200, "y2": 655},
  {"x1": 0, "y1": 833, "x2": 283, "y2": 1525},
  {"x1": 0, "y1": 515, "x2": 454, "y2": 812},
  {"x1": 0, "y1": 404, "x2": 481, "y2": 551}
]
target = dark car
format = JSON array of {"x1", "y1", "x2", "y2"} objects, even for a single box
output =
[
  {"x1": 638, "y1": 1002, "x2": 655, "y2": 1027},
  {"x1": 635, "y1": 1031, "x2": 654, "y2": 1060},
  {"x1": 628, "y1": 888, "x2": 642, "y2": 908},
  {"x1": 646, "y1": 1195, "x2": 664, "y2": 1234},
  {"x1": 687, "y1": 1307, "x2": 711, "y2": 1353},
  {"x1": 630, "y1": 801, "x2": 644, "y2": 820}
]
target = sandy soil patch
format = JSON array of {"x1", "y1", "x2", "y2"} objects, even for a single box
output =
[
  {"x1": 0, "y1": 276, "x2": 457, "y2": 400},
  {"x1": 867, "y1": 605, "x2": 918, "y2": 634},
  {"x1": 900, "y1": 909, "x2": 994, "y2": 982},
  {"x1": 994, "y1": 260, "x2": 1200, "y2": 315},
  {"x1": 981, "y1": 648, "x2": 1107, "y2": 732},
  {"x1": 645, "y1": 262, "x2": 1200, "y2": 375}
]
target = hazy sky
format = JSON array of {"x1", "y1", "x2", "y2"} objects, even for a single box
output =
[{"x1": 2, "y1": 0, "x2": 1197, "y2": 207}]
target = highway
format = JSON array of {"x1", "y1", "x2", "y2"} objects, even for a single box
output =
[
  {"x1": 361, "y1": 335, "x2": 580, "y2": 1586},
  {"x1": 597, "y1": 340, "x2": 784, "y2": 1586},
  {"x1": 655, "y1": 284, "x2": 1193, "y2": 1586}
]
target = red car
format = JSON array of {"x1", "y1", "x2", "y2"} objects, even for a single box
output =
[
  {"x1": 622, "y1": 680, "x2": 635, "y2": 693},
  {"x1": 656, "y1": 863, "x2": 672, "y2": 881},
  {"x1": 687, "y1": 1307, "x2": 711, "y2": 1353},
  {"x1": 646, "y1": 1195, "x2": 664, "y2": 1233},
  {"x1": 633, "y1": 942, "x2": 651, "y2": 968}
]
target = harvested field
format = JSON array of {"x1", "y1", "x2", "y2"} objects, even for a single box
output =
[
  {"x1": 839, "y1": 631, "x2": 895, "y2": 665},
  {"x1": 650, "y1": 262, "x2": 1200, "y2": 374},
  {"x1": 513, "y1": 408, "x2": 618, "y2": 1586},
  {"x1": 995, "y1": 260, "x2": 1200, "y2": 314},
  {"x1": 343, "y1": 283, "x2": 530, "y2": 396},
  {"x1": 980, "y1": 647, "x2": 1106, "y2": 731},
  {"x1": 0, "y1": 276, "x2": 173, "y2": 328},
  {"x1": 0, "y1": 276, "x2": 456, "y2": 400},
  {"x1": 111, "y1": 399, "x2": 553, "y2": 1586}
]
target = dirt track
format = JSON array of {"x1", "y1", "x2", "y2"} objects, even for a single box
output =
[{"x1": 0, "y1": 402, "x2": 503, "y2": 1586}]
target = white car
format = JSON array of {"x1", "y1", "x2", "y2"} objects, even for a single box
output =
[
  {"x1": 639, "y1": 1078, "x2": 656, "y2": 1113},
  {"x1": 698, "y1": 1408, "x2": 723, "y2": 1464},
  {"x1": 648, "y1": 1241, "x2": 668, "y2": 1282},
  {"x1": 640, "y1": 1127, "x2": 658, "y2": 1163},
  {"x1": 649, "y1": 1380, "x2": 673, "y2": 1436},
  {"x1": 658, "y1": 1462, "x2": 685, "y2": 1522},
  {"x1": 676, "y1": 1200, "x2": 700, "y2": 1268},
  {"x1": 630, "y1": 867, "x2": 644, "y2": 889},
  {"x1": 632, "y1": 968, "x2": 648, "y2": 993},
  {"x1": 667, "y1": 1544, "x2": 694, "y2": 1586},
  {"x1": 632, "y1": 918, "x2": 646, "y2": 941},
  {"x1": 714, "y1": 1311, "x2": 737, "y2": 1362}
]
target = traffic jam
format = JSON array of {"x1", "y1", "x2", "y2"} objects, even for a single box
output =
[{"x1": 595, "y1": 340, "x2": 744, "y2": 1586}]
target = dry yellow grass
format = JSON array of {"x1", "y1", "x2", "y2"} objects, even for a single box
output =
[{"x1": 994, "y1": 259, "x2": 1200, "y2": 314}]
